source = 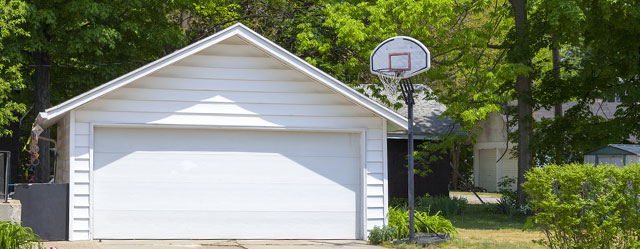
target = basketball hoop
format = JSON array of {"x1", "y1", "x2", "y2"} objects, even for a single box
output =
[
  {"x1": 369, "y1": 36, "x2": 431, "y2": 242},
  {"x1": 373, "y1": 68, "x2": 405, "y2": 94}
]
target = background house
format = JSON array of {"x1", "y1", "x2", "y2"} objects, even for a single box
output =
[{"x1": 474, "y1": 101, "x2": 624, "y2": 192}]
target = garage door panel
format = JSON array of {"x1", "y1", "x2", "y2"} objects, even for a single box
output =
[
  {"x1": 94, "y1": 128, "x2": 360, "y2": 157},
  {"x1": 94, "y1": 182, "x2": 359, "y2": 211},
  {"x1": 94, "y1": 210, "x2": 358, "y2": 239},
  {"x1": 93, "y1": 127, "x2": 362, "y2": 239},
  {"x1": 94, "y1": 152, "x2": 360, "y2": 185}
]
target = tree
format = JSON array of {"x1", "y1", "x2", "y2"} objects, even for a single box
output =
[
  {"x1": 0, "y1": 0, "x2": 27, "y2": 136},
  {"x1": 294, "y1": 0, "x2": 515, "y2": 194},
  {"x1": 18, "y1": 0, "x2": 191, "y2": 182}
]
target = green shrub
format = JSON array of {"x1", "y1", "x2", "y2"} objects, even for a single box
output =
[
  {"x1": 388, "y1": 206, "x2": 456, "y2": 239},
  {"x1": 0, "y1": 221, "x2": 42, "y2": 249},
  {"x1": 523, "y1": 163, "x2": 640, "y2": 248},
  {"x1": 389, "y1": 197, "x2": 408, "y2": 208},
  {"x1": 492, "y1": 176, "x2": 529, "y2": 215},
  {"x1": 415, "y1": 195, "x2": 467, "y2": 216},
  {"x1": 368, "y1": 225, "x2": 395, "y2": 244},
  {"x1": 390, "y1": 195, "x2": 467, "y2": 216}
]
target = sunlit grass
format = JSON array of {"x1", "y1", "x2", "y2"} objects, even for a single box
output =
[{"x1": 383, "y1": 204, "x2": 543, "y2": 249}]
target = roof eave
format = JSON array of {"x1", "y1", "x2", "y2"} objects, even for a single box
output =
[{"x1": 36, "y1": 23, "x2": 408, "y2": 130}]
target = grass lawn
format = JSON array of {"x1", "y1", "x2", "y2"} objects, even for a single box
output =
[{"x1": 383, "y1": 204, "x2": 544, "y2": 249}]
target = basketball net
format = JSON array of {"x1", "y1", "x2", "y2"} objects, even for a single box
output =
[{"x1": 375, "y1": 69, "x2": 405, "y2": 95}]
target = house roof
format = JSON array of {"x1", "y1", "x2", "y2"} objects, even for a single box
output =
[
  {"x1": 586, "y1": 144, "x2": 640, "y2": 156},
  {"x1": 359, "y1": 84, "x2": 459, "y2": 138},
  {"x1": 35, "y1": 23, "x2": 408, "y2": 130},
  {"x1": 534, "y1": 101, "x2": 619, "y2": 121},
  {"x1": 500, "y1": 101, "x2": 621, "y2": 132}
]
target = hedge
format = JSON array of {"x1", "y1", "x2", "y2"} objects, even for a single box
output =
[{"x1": 523, "y1": 163, "x2": 640, "y2": 248}]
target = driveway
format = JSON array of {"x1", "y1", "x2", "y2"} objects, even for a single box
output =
[
  {"x1": 450, "y1": 192, "x2": 501, "y2": 204},
  {"x1": 43, "y1": 240, "x2": 385, "y2": 249}
]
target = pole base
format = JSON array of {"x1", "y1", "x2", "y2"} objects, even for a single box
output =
[{"x1": 393, "y1": 233, "x2": 451, "y2": 246}]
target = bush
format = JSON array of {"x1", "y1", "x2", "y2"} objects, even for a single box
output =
[
  {"x1": 492, "y1": 176, "x2": 530, "y2": 215},
  {"x1": 0, "y1": 221, "x2": 41, "y2": 249},
  {"x1": 387, "y1": 206, "x2": 456, "y2": 239},
  {"x1": 415, "y1": 195, "x2": 467, "y2": 216},
  {"x1": 389, "y1": 197, "x2": 408, "y2": 208},
  {"x1": 390, "y1": 195, "x2": 467, "y2": 216},
  {"x1": 368, "y1": 225, "x2": 395, "y2": 244},
  {"x1": 523, "y1": 163, "x2": 640, "y2": 249}
]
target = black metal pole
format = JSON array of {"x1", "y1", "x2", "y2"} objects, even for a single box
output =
[
  {"x1": 400, "y1": 79, "x2": 415, "y2": 241},
  {"x1": 3, "y1": 151, "x2": 10, "y2": 203}
]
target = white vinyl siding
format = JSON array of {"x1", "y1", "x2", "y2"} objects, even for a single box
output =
[
  {"x1": 497, "y1": 148, "x2": 517, "y2": 191},
  {"x1": 66, "y1": 36, "x2": 388, "y2": 240},
  {"x1": 478, "y1": 149, "x2": 497, "y2": 192}
]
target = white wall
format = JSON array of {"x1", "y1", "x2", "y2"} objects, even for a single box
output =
[
  {"x1": 65, "y1": 35, "x2": 388, "y2": 240},
  {"x1": 474, "y1": 112, "x2": 517, "y2": 192},
  {"x1": 584, "y1": 155, "x2": 596, "y2": 164}
]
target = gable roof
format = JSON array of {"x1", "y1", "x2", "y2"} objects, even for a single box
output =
[
  {"x1": 36, "y1": 23, "x2": 408, "y2": 130},
  {"x1": 586, "y1": 144, "x2": 640, "y2": 156},
  {"x1": 358, "y1": 84, "x2": 459, "y2": 138}
]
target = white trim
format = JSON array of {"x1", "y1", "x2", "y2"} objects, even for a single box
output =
[
  {"x1": 88, "y1": 122, "x2": 368, "y2": 240},
  {"x1": 496, "y1": 149, "x2": 502, "y2": 189},
  {"x1": 68, "y1": 111, "x2": 75, "y2": 240},
  {"x1": 91, "y1": 123, "x2": 366, "y2": 133},
  {"x1": 88, "y1": 122, "x2": 95, "y2": 240},
  {"x1": 36, "y1": 23, "x2": 407, "y2": 130},
  {"x1": 381, "y1": 118, "x2": 389, "y2": 226},
  {"x1": 360, "y1": 129, "x2": 367, "y2": 239},
  {"x1": 473, "y1": 148, "x2": 479, "y2": 188}
]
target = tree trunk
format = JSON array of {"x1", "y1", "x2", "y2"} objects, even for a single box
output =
[
  {"x1": 509, "y1": 0, "x2": 534, "y2": 205},
  {"x1": 451, "y1": 143, "x2": 460, "y2": 190},
  {"x1": 34, "y1": 51, "x2": 51, "y2": 183},
  {"x1": 552, "y1": 34, "x2": 562, "y2": 117}
]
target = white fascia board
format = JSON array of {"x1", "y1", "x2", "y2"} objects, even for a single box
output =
[{"x1": 37, "y1": 23, "x2": 408, "y2": 130}]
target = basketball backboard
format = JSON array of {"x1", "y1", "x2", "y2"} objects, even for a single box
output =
[{"x1": 370, "y1": 36, "x2": 430, "y2": 79}]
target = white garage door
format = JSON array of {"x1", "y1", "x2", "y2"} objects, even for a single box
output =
[{"x1": 92, "y1": 127, "x2": 362, "y2": 239}]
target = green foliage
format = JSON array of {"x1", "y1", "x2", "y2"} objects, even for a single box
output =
[
  {"x1": 0, "y1": 221, "x2": 42, "y2": 249},
  {"x1": 368, "y1": 225, "x2": 395, "y2": 244},
  {"x1": 491, "y1": 176, "x2": 525, "y2": 215},
  {"x1": 416, "y1": 195, "x2": 467, "y2": 216},
  {"x1": 447, "y1": 204, "x2": 531, "y2": 230},
  {"x1": 531, "y1": 102, "x2": 630, "y2": 166},
  {"x1": 388, "y1": 206, "x2": 456, "y2": 239},
  {"x1": 0, "y1": 0, "x2": 27, "y2": 136},
  {"x1": 523, "y1": 163, "x2": 640, "y2": 248},
  {"x1": 415, "y1": 140, "x2": 473, "y2": 190},
  {"x1": 296, "y1": 0, "x2": 512, "y2": 118},
  {"x1": 390, "y1": 195, "x2": 467, "y2": 216},
  {"x1": 525, "y1": 0, "x2": 640, "y2": 165}
]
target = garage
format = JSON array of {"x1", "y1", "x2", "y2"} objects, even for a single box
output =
[
  {"x1": 35, "y1": 24, "x2": 407, "y2": 240},
  {"x1": 93, "y1": 127, "x2": 362, "y2": 239}
]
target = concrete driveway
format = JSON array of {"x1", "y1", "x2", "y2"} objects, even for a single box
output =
[{"x1": 43, "y1": 240, "x2": 385, "y2": 249}]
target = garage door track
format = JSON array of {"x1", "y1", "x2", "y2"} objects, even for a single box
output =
[{"x1": 43, "y1": 239, "x2": 384, "y2": 249}]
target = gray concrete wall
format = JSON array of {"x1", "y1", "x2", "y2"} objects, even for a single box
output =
[
  {"x1": 13, "y1": 183, "x2": 68, "y2": 241},
  {"x1": 0, "y1": 200, "x2": 21, "y2": 222}
]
